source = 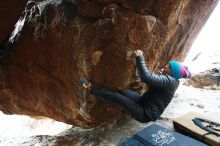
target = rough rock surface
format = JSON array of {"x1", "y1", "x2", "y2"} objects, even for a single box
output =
[
  {"x1": 0, "y1": 0, "x2": 28, "y2": 46},
  {"x1": 184, "y1": 68, "x2": 220, "y2": 89},
  {"x1": 0, "y1": 0, "x2": 218, "y2": 128}
]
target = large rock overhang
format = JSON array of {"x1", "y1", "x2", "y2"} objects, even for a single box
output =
[{"x1": 0, "y1": 0, "x2": 218, "y2": 128}]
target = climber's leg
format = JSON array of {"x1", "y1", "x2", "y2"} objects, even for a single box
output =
[
  {"x1": 119, "y1": 90, "x2": 142, "y2": 103},
  {"x1": 90, "y1": 85, "x2": 150, "y2": 123}
]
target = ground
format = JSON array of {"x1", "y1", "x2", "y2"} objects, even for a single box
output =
[{"x1": 0, "y1": 83, "x2": 219, "y2": 146}]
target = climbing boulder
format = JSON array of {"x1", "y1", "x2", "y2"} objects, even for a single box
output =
[{"x1": 0, "y1": 0, "x2": 218, "y2": 127}]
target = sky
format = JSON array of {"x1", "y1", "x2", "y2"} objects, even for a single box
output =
[{"x1": 184, "y1": 2, "x2": 220, "y2": 73}]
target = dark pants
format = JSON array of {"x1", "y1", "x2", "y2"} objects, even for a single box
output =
[{"x1": 91, "y1": 85, "x2": 151, "y2": 123}]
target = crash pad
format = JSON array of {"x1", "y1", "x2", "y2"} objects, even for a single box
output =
[
  {"x1": 118, "y1": 123, "x2": 207, "y2": 146},
  {"x1": 173, "y1": 112, "x2": 220, "y2": 146}
]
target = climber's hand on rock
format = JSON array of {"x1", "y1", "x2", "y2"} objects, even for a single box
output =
[{"x1": 134, "y1": 50, "x2": 143, "y2": 57}]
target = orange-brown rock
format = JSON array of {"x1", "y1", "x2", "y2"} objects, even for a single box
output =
[{"x1": 0, "y1": 0, "x2": 218, "y2": 128}]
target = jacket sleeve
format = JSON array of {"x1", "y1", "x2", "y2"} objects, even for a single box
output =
[{"x1": 136, "y1": 55, "x2": 171, "y2": 88}]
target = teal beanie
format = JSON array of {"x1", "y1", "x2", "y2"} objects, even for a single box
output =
[{"x1": 169, "y1": 61, "x2": 192, "y2": 79}]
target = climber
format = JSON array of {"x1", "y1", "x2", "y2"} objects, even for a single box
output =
[{"x1": 80, "y1": 49, "x2": 192, "y2": 123}]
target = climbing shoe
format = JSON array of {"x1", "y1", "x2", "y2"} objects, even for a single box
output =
[{"x1": 80, "y1": 78, "x2": 92, "y2": 90}]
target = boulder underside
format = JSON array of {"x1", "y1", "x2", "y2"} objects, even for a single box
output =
[{"x1": 0, "y1": 0, "x2": 218, "y2": 127}]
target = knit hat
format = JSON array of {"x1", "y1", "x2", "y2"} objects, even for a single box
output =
[{"x1": 169, "y1": 61, "x2": 192, "y2": 79}]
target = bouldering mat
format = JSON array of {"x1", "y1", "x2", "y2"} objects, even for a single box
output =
[
  {"x1": 118, "y1": 123, "x2": 207, "y2": 146},
  {"x1": 173, "y1": 112, "x2": 220, "y2": 146}
]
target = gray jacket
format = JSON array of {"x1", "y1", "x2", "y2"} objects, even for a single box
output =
[{"x1": 136, "y1": 56, "x2": 179, "y2": 121}]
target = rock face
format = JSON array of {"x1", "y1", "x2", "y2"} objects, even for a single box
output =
[
  {"x1": 0, "y1": 0, "x2": 218, "y2": 128},
  {"x1": 0, "y1": 0, "x2": 28, "y2": 46},
  {"x1": 184, "y1": 68, "x2": 220, "y2": 89}
]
